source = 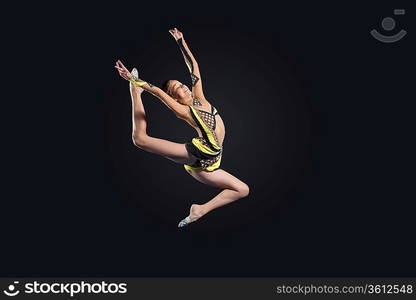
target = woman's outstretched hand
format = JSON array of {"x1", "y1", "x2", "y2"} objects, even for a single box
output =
[
  {"x1": 169, "y1": 28, "x2": 183, "y2": 41},
  {"x1": 114, "y1": 60, "x2": 133, "y2": 81}
]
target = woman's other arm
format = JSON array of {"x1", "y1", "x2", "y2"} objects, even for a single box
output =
[
  {"x1": 115, "y1": 60, "x2": 191, "y2": 120},
  {"x1": 169, "y1": 28, "x2": 206, "y2": 102}
]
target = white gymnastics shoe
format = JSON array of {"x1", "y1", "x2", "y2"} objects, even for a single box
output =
[
  {"x1": 178, "y1": 216, "x2": 192, "y2": 228},
  {"x1": 129, "y1": 68, "x2": 139, "y2": 88}
]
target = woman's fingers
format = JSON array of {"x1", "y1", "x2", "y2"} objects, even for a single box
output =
[
  {"x1": 169, "y1": 28, "x2": 180, "y2": 37},
  {"x1": 116, "y1": 61, "x2": 125, "y2": 71},
  {"x1": 118, "y1": 60, "x2": 127, "y2": 69},
  {"x1": 115, "y1": 68, "x2": 127, "y2": 79},
  {"x1": 114, "y1": 61, "x2": 130, "y2": 81},
  {"x1": 115, "y1": 60, "x2": 134, "y2": 81},
  {"x1": 117, "y1": 71, "x2": 126, "y2": 79}
]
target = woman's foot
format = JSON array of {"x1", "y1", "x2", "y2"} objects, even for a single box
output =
[
  {"x1": 131, "y1": 68, "x2": 138, "y2": 79},
  {"x1": 129, "y1": 68, "x2": 138, "y2": 89},
  {"x1": 129, "y1": 68, "x2": 144, "y2": 94},
  {"x1": 178, "y1": 204, "x2": 204, "y2": 228}
]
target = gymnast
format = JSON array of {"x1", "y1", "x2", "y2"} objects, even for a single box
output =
[{"x1": 114, "y1": 28, "x2": 249, "y2": 227}]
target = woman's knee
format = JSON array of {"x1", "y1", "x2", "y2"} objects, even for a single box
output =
[
  {"x1": 236, "y1": 182, "x2": 250, "y2": 198},
  {"x1": 132, "y1": 132, "x2": 148, "y2": 148}
]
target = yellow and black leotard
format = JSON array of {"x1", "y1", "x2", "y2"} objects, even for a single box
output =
[
  {"x1": 174, "y1": 37, "x2": 223, "y2": 171},
  {"x1": 184, "y1": 104, "x2": 222, "y2": 172}
]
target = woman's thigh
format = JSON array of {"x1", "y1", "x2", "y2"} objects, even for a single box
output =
[
  {"x1": 186, "y1": 168, "x2": 247, "y2": 190},
  {"x1": 140, "y1": 136, "x2": 195, "y2": 165}
]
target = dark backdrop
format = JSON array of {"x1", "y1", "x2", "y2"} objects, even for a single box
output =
[{"x1": 1, "y1": 3, "x2": 415, "y2": 276}]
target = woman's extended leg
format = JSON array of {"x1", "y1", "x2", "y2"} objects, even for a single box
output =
[
  {"x1": 178, "y1": 168, "x2": 250, "y2": 227},
  {"x1": 129, "y1": 81, "x2": 194, "y2": 165}
]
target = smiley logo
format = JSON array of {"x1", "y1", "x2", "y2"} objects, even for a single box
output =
[
  {"x1": 3, "y1": 281, "x2": 20, "y2": 297},
  {"x1": 371, "y1": 9, "x2": 407, "y2": 43}
]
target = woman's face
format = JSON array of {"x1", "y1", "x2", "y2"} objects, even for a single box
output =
[{"x1": 167, "y1": 80, "x2": 191, "y2": 101}]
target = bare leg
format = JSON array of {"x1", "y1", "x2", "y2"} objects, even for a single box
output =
[
  {"x1": 178, "y1": 168, "x2": 250, "y2": 227},
  {"x1": 129, "y1": 83, "x2": 195, "y2": 165}
]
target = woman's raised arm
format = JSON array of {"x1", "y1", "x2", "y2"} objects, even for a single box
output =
[
  {"x1": 115, "y1": 60, "x2": 190, "y2": 120},
  {"x1": 169, "y1": 28, "x2": 206, "y2": 101}
]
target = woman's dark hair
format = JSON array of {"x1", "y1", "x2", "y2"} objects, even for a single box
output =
[{"x1": 161, "y1": 80, "x2": 171, "y2": 94}]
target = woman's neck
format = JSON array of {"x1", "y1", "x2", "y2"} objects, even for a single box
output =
[{"x1": 179, "y1": 95, "x2": 193, "y2": 106}]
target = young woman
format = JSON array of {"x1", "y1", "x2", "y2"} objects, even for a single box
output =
[{"x1": 115, "y1": 28, "x2": 249, "y2": 227}]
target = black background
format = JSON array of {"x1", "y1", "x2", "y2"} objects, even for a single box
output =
[{"x1": 1, "y1": 3, "x2": 415, "y2": 276}]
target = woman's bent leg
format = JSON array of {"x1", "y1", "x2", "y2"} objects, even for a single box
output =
[
  {"x1": 129, "y1": 84, "x2": 194, "y2": 165},
  {"x1": 178, "y1": 168, "x2": 250, "y2": 227}
]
